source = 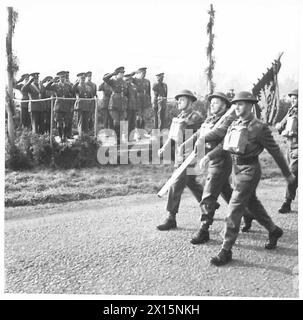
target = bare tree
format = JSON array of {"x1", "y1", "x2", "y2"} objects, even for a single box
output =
[{"x1": 6, "y1": 7, "x2": 19, "y2": 143}]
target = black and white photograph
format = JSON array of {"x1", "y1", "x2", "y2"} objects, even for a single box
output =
[{"x1": 2, "y1": 0, "x2": 302, "y2": 301}]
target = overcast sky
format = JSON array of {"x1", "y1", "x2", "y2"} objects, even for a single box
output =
[{"x1": 2, "y1": 0, "x2": 302, "y2": 97}]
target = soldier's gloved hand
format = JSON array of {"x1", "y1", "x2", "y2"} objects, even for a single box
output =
[
  {"x1": 286, "y1": 173, "x2": 296, "y2": 185},
  {"x1": 275, "y1": 123, "x2": 282, "y2": 131},
  {"x1": 199, "y1": 155, "x2": 209, "y2": 170}
]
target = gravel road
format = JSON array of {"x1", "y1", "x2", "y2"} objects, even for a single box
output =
[{"x1": 5, "y1": 178, "x2": 298, "y2": 297}]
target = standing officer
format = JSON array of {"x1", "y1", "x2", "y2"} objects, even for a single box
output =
[
  {"x1": 74, "y1": 72, "x2": 95, "y2": 138},
  {"x1": 98, "y1": 74, "x2": 113, "y2": 130},
  {"x1": 86, "y1": 71, "x2": 97, "y2": 132},
  {"x1": 103, "y1": 67, "x2": 129, "y2": 144},
  {"x1": 152, "y1": 72, "x2": 168, "y2": 130},
  {"x1": 210, "y1": 91, "x2": 295, "y2": 266},
  {"x1": 21, "y1": 72, "x2": 44, "y2": 134},
  {"x1": 132, "y1": 67, "x2": 151, "y2": 131},
  {"x1": 276, "y1": 89, "x2": 298, "y2": 213},
  {"x1": 14, "y1": 73, "x2": 31, "y2": 129},
  {"x1": 45, "y1": 71, "x2": 74, "y2": 142},
  {"x1": 156, "y1": 90, "x2": 204, "y2": 231},
  {"x1": 64, "y1": 71, "x2": 75, "y2": 139},
  {"x1": 124, "y1": 73, "x2": 138, "y2": 136},
  {"x1": 40, "y1": 75, "x2": 54, "y2": 134}
]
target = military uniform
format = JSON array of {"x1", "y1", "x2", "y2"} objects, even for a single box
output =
[
  {"x1": 45, "y1": 72, "x2": 74, "y2": 141},
  {"x1": 21, "y1": 73, "x2": 45, "y2": 134},
  {"x1": 276, "y1": 89, "x2": 298, "y2": 212},
  {"x1": 74, "y1": 73, "x2": 95, "y2": 137},
  {"x1": 210, "y1": 92, "x2": 291, "y2": 266},
  {"x1": 157, "y1": 90, "x2": 204, "y2": 230},
  {"x1": 124, "y1": 74, "x2": 138, "y2": 136},
  {"x1": 132, "y1": 68, "x2": 151, "y2": 130},
  {"x1": 85, "y1": 71, "x2": 97, "y2": 131},
  {"x1": 103, "y1": 67, "x2": 129, "y2": 142},
  {"x1": 98, "y1": 79, "x2": 113, "y2": 130},
  {"x1": 152, "y1": 73, "x2": 168, "y2": 130},
  {"x1": 166, "y1": 108, "x2": 204, "y2": 214},
  {"x1": 40, "y1": 76, "x2": 54, "y2": 134},
  {"x1": 64, "y1": 71, "x2": 75, "y2": 139},
  {"x1": 14, "y1": 74, "x2": 31, "y2": 129}
]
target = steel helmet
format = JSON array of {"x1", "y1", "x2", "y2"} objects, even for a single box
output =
[
  {"x1": 175, "y1": 89, "x2": 197, "y2": 102},
  {"x1": 288, "y1": 89, "x2": 298, "y2": 97},
  {"x1": 231, "y1": 91, "x2": 258, "y2": 104},
  {"x1": 208, "y1": 92, "x2": 231, "y2": 107}
]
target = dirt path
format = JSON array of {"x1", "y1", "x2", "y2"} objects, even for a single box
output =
[{"x1": 5, "y1": 179, "x2": 298, "y2": 297}]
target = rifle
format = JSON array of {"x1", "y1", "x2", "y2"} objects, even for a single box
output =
[{"x1": 157, "y1": 105, "x2": 236, "y2": 197}]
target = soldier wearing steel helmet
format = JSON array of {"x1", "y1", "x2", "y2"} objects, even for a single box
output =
[
  {"x1": 209, "y1": 91, "x2": 295, "y2": 266},
  {"x1": 275, "y1": 89, "x2": 298, "y2": 213},
  {"x1": 189, "y1": 92, "x2": 252, "y2": 244},
  {"x1": 156, "y1": 89, "x2": 204, "y2": 231}
]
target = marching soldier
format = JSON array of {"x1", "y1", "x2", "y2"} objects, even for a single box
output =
[
  {"x1": 156, "y1": 89, "x2": 204, "y2": 231},
  {"x1": 14, "y1": 73, "x2": 31, "y2": 129},
  {"x1": 132, "y1": 67, "x2": 151, "y2": 132},
  {"x1": 74, "y1": 72, "x2": 95, "y2": 138},
  {"x1": 45, "y1": 71, "x2": 74, "y2": 142},
  {"x1": 124, "y1": 73, "x2": 138, "y2": 136},
  {"x1": 152, "y1": 72, "x2": 168, "y2": 130},
  {"x1": 276, "y1": 89, "x2": 298, "y2": 213},
  {"x1": 191, "y1": 92, "x2": 255, "y2": 245},
  {"x1": 209, "y1": 91, "x2": 295, "y2": 266},
  {"x1": 103, "y1": 67, "x2": 129, "y2": 144},
  {"x1": 86, "y1": 71, "x2": 97, "y2": 132},
  {"x1": 21, "y1": 72, "x2": 45, "y2": 134},
  {"x1": 98, "y1": 74, "x2": 113, "y2": 130}
]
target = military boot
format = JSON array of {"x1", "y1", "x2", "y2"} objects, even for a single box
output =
[
  {"x1": 157, "y1": 213, "x2": 177, "y2": 231},
  {"x1": 190, "y1": 228, "x2": 210, "y2": 244},
  {"x1": 241, "y1": 215, "x2": 254, "y2": 233},
  {"x1": 265, "y1": 226, "x2": 283, "y2": 250},
  {"x1": 210, "y1": 249, "x2": 232, "y2": 266},
  {"x1": 278, "y1": 200, "x2": 291, "y2": 214}
]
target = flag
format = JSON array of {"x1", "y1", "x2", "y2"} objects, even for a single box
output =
[{"x1": 252, "y1": 52, "x2": 283, "y2": 125}]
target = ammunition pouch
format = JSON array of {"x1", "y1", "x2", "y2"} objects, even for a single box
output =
[{"x1": 223, "y1": 124, "x2": 249, "y2": 154}]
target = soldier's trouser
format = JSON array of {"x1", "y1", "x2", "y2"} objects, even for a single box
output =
[
  {"x1": 200, "y1": 156, "x2": 233, "y2": 229},
  {"x1": 77, "y1": 110, "x2": 90, "y2": 137},
  {"x1": 55, "y1": 111, "x2": 69, "y2": 139},
  {"x1": 136, "y1": 108, "x2": 149, "y2": 129},
  {"x1": 66, "y1": 110, "x2": 74, "y2": 138},
  {"x1": 127, "y1": 109, "x2": 137, "y2": 135},
  {"x1": 98, "y1": 108, "x2": 110, "y2": 130},
  {"x1": 20, "y1": 105, "x2": 31, "y2": 129},
  {"x1": 222, "y1": 161, "x2": 276, "y2": 251},
  {"x1": 286, "y1": 147, "x2": 298, "y2": 201},
  {"x1": 44, "y1": 109, "x2": 51, "y2": 134},
  {"x1": 166, "y1": 166, "x2": 204, "y2": 214},
  {"x1": 31, "y1": 111, "x2": 44, "y2": 134},
  {"x1": 154, "y1": 99, "x2": 167, "y2": 130},
  {"x1": 109, "y1": 109, "x2": 126, "y2": 142}
]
